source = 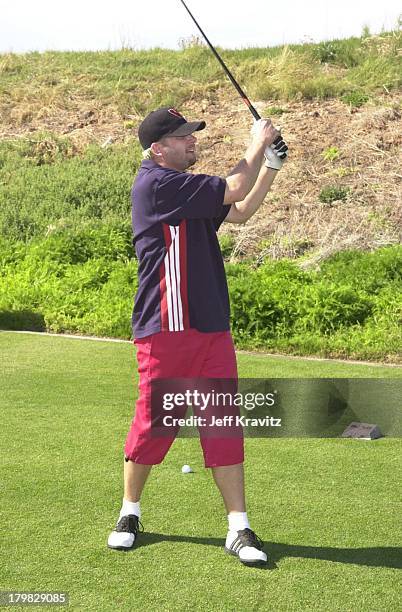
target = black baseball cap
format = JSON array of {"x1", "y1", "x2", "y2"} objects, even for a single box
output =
[{"x1": 138, "y1": 107, "x2": 206, "y2": 149}]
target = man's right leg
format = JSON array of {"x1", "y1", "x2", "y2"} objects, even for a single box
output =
[
  {"x1": 107, "y1": 460, "x2": 153, "y2": 550},
  {"x1": 108, "y1": 332, "x2": 200, "y2": 551},
  {"x1": 108, "y1": 334, "x2": 167, "y2": 551},
  {"x1": 199, "y1": 331, "x2": 267, "y2": 566},
  {"x1": 124, "y1": 459, "x2": 152, "y2": 503},
  {"x1": 108, "y1": 330, "x2": 214, "y2": 551}
]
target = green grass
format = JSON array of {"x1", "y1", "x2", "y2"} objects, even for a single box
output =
[
  {"x1": 1, "y1": 30, "x2": 401, "y2": 116},
  {"x1": 0, "y1": 139, "x2": 139, "y2": 242},
  {"x1": 0, "y1": 332, "x2": 401, "y2": 611},
  {"x1": 1, "y1": 240, "x2": 401, "y2": 362},
  {"x1": 237, "y1": 349, "x2": 401, "y2": 377}
]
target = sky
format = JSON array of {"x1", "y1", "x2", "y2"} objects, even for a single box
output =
[{"x1": 0, "y1": 0, "x2": 401, "y2": 54}]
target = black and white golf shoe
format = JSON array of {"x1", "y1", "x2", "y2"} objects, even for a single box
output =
[
  {"x1": 107, "y1": 514, "x2": 143, "y2": 551},
  {"x1": 225, "y1": 528, "x2": 267, "y2": 566}
]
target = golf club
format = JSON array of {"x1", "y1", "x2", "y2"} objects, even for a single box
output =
[{"x1": 179, "y1": 0, "x2": 288, "y2": 159}]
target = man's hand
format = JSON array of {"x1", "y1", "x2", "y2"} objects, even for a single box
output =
[
  {"x1": 252, "y1": 119, "x2": 288, "y2": 171},
  {"x1": 264, "y1": 136, "x2": 288, "y2": 170},
  {"x1": 251, "y1": 118, "x2": 281, "y2": 147},
  {"x1": 224, "y1": 118, "x2": 283, "y2": 205}
]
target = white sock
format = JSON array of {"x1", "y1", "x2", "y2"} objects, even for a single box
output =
[
  {"x1": 227, "y1": 511, "x2": 250, "y2": 533},
  {"x1": 226, "y1": 512, "x2": 253, "y2": 549},
  {"x1": 119, "y1": 498, "x2": 141, "y2": 519}
]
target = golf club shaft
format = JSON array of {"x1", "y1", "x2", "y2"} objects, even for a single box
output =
[{"x1": 179, "y1": 0, "x2": 261, "y2": 121}]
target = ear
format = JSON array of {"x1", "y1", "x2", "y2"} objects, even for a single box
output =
[{"x1": 150, "y1": 142, "x2": 163, "y2": 157}]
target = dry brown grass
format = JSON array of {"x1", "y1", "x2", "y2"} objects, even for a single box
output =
[
  {"x1": 192, "y1": 90, "x2": 401, "y2": 263},
  {"x1": 0, "y1": 63, "x2": 400, "y2": 263}
]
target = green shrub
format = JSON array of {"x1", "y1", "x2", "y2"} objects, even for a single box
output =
[
  {"x1": 227, "y1": 248, "x2": 401, "y2": 359},
  {"x1": 21, "y1": 220, "x2": 134, "y2": 268},
  {"x1": 0, "y1": 140, "x2": 140, "y2": 242},
  {"x1": 313, "y1": 41, "x2": 340, "y2": 64},
  {"x1": 218, "y1": 234, "x2": 235, "y2": 260},
  {"x1": 341, "y1": 90, "x2": 370, "y2": 107},
  {"x1": 348, "y1": 56, "x2": 402, "y2": 92},
  {"x1": 295, "y1": 283, "x2": 373, "y2": 334},
  {"x1": 322, "y1": 147, "x2": 340, "y2": 162},
  {"x1": 319, "y1": 247, "x2": 402, "y2": 292},
  {"x1": 0, "y1": 248, "x2": 138, "y2": 338},
  {"x1": 371, "y1": 284, "x2": 402, "y2": 326},
  {"x1": 264, "y1": 106, "x2": 287, "y2": 116},
  {"x1": 0, "y1": 237, "x2": 27, "y2": 270},
  {"x1": 319, "y1": 185, "x2": 349, "y2": 204},
  {"x1": 229, "y1": 260, "x2": 309, "y2": 345},
  {"x1": 312, "y1": 39, "x2": 362, "y2": 67},
  {"x1": 0, "y1": 234, "x2": 400, "y2": 359}
]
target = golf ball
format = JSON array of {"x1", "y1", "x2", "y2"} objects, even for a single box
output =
[{"x1": 181, "y1": 464, "x2": 193, "y2": 473}]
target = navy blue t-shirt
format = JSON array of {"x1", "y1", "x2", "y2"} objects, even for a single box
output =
[{"x1": 131, "y1": 160, "x2": 231, "y2": 339}]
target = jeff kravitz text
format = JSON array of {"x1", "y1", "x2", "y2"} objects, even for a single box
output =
[{"x1": 162, "y1": 415, "x2": 282, "y2": 427}]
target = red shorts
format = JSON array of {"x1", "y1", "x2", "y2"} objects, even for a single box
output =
[{"x1": 124, "y1": 329, "x2": 244, "y2": 467}]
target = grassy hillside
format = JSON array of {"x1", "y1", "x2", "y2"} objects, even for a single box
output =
[
  {"x1": 0, "y1": 30, "x2": 401, "y2": 361},
  {"x1": 1, "y1": 30, "x2": 401, "y2": 122},
  {"x1": 0, "y1": 29, "x2": 401, "y2": 250}
]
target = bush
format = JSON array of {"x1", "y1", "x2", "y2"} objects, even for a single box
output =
[
  {"x1": 0, "y1": 235, "x2": 400, "y2": 360},
  {"x1": 264, "y1": 106, "x2": 288, "y2": 116},
  {"x1": 227, "y1": 248, "x2": 401, "y2": 359},
  {"x1": 218, "y1": 234, "x2": 235, "y2": 260},
  {"x1": 0, "y1": 139, "x2": 140, "y2": 242},
  {"x1": 319, "y1": 247, "x2": 402, "y2": 292},
  {"x1": 322, "y1": 147, "x2": 340, "y2": 162},
  {"x1": 313, "y1": 41, "x2": 341, "y2": 64},
  {"x1": 295, "y1": 283, "x2": 373, "y2": 333},
  {"x1": 312, "y1": 39, "x2": 362, "y2": 67},
  {"x1": 341, "y1": 90, "x2": 370, "y2": 107},
  {"x1": 319, "y1": 185, "x2": 349, "y2": 204},
  {"x1": 228, "y1": 260, "x2": 309, "y2": 345},
  {"x1": 0, "y1": 237, "x2": 27, "y2": 270}
]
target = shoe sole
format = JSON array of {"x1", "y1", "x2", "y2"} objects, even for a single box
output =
[
  {"x1": 224, "y1": 546, "x2": 267, "y2": 566},
  {"x1": 107, "y1": 543, "x2": 135, "y2": 551}
]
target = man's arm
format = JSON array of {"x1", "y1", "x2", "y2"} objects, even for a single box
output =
[
  {"x1": 224, "y1": 165, "x2": 278, "y2": 224},
  {"x1": 223, "y1": 120, "x2": 280, "y2": 205}
]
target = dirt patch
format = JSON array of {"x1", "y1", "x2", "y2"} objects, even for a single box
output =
[
  {"x1": 188, "y1": 91, "x2": 402, "y2": 262},
  {"x1": 1, "y1": 87, "x2": 401, "y2": 261}
]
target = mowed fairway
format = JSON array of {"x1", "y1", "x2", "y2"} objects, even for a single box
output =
[{"x1": 0, "y1": 331, "x2": 401, "y2": 611}]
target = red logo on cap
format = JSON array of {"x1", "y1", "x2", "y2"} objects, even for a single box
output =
[{"x1": 168, "y1": 108, "x2": 185, "y2": 120}]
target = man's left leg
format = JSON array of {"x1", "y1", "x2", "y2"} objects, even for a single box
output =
[
  {"x1": 209, "y1": 461, "x2": 267, "y2": 566},
  {"x1": 211, "y1": 463, "x2": 245, "y2": 512},
  {"x1": 200, "y1": 332, "x2": 267, "y2": 566}
]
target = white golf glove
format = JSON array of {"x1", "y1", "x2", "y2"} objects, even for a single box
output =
[
  {"x1": 264, "y1": 138, "x2": 288, "y2": 170},
  {"x1": 251, "y1": 119, "x2": 288, "y2": 171}
]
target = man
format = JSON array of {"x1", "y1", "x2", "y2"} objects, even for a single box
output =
[{"x1": 108, "y1": 107, "x2": 287, "y2": 565}]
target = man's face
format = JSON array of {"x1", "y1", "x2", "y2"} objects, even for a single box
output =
[{"x1": 155, "y1": 133, "x2": 197, "y2": 172}]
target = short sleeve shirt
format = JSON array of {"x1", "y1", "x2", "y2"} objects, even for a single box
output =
[{"x1": 131, "y1": 160, "x2": 231, "y2": 339}]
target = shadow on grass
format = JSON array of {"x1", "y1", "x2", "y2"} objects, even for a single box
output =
[
  {"x1": 130, "y1": 533, "x2": 402, "y2": 570},
  {"x1": 0, "y1": 310, "x2": 46, "y2": 331}
]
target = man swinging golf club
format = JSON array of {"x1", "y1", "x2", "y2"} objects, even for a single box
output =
[{"x1": 107, "y1": 106, "x2": 287, "y2": 565}]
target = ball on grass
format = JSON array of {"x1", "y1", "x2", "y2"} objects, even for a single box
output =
[{"x1": 181, "y1": 464, "x2": 193, "y2": 474}]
